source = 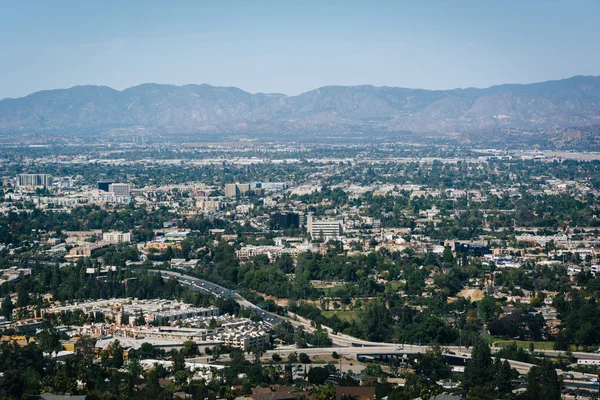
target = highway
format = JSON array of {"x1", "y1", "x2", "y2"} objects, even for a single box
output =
[
  {"x1": 151, "y1": 269, "x2": 284, "y2": 326},
  {"x1": 153, "y1": 269, "x2": 600, "y2": 381},
  {"x1": 152, "y1": 269, "x2": 389, "y2": 346}
]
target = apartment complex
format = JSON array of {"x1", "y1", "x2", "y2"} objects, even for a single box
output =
[
  {"x1": 196, "y1": 199, "x2": 222, "y2": 212},
  {"x1": 40, "y1": 299, "x2": 219, "y2": 325},
  {"x1": 102, "y1": 231, "x2": 132, "y2": 244},
  {"x1": 224, "y1": 183, "x2": 250, "y2": 197},
  {"x1": 17, "y1": 174, "x2": 53, "y2": 188}
]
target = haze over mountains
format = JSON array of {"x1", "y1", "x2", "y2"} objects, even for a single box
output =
[{"x1": 1, "y1": 75, "x2": 600, "y2": 137}]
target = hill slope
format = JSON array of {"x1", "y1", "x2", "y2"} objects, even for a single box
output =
[{"x1": 2, "y1": 76, "x2": 600, "y2": 135}]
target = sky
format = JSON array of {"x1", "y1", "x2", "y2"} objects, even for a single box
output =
[{"x1": 1, "y1": 0, "x2": 600, "y2": 99}]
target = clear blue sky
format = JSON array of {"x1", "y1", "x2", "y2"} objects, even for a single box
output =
[{"x1": 1, "y1": 0, "x2": 599, "y2": 99}]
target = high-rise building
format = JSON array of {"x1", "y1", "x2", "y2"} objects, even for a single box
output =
[
  {"x1": 109, "y1": 183, "x2": 131, "y2": 196},
  {"x1": 237, "y1": 183, "x2": 250, "y2": 195},
  {"x1": 224, "y1": 183, "x2": 251, "y2": 197},
  {"x1": 17, "y1": 174, "x2": 53, "y2": 188},
  {"x1": 307, "y1": 215, "x2": 343, "y2": 240},
  {"x1": 225, "y1": 183, "x2": 238, "y2": 198}
]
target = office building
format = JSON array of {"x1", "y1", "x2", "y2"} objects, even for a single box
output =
[
  {"x1": 307, "y1": 215, "x2": 343, "y2": 240},
  {"x1": 17, "y1": 174, "x2": 53, "y2": 188},
  {"x1": 97, "y1": 180, "x2": 117, "y2": 192},
  {"x1": 273, "y1": 212, "x2": 301, "y2": 229},
  {"x1": 109, "y1": 183, "x2": 131, "y2": 196}
]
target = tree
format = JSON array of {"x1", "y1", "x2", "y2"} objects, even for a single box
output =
[
  {"x1": 37, "y1": 328, "x2": 61, "y2": 353},
  {"x1": 495, "y1": 357, "x2": 514, "y2": 394},
  {"x1": 242, "y1": 380, "x2": 252, "y2": 395},
  {"x1": 358, "y1": 299, "x2": 392, "y2": 342},
  {"x1": 250, "y1": 347, "x2": 265, "y2": 363},
  {"x1": 526, "y1": 360, "x2": 561, "y2": 400},
  {"x1": 442, "y1": 246, "x2": 454, "y2": 263},
  {"x1": 2, "y1": 295, "x2": 13, "y2": 320},
  {"x1": 415, "y1": 345, "x2": 450, "y2": 382},
  {"x1": 478, "y1": 296, "x2": 498, "y2": 322},
  {"x1": 126, "y1": 358, "x2": 143, "y2": 380},
  {"x1": 139, "y1": 342, "x2": 155, "y2": 359},
  {"x1": 307, "y1": 366, "x2": 330, "y2": 385},
  {"x1": 110, "y1": 340, "x2": 124, "y2": 368},
  {"x1": 299, "y1": 353, "x2": 310, "y2": 364},
  {"x1": 134, "y1": 312, "x2": 146, "y2": 326},
  {"x1": 463, "y1": 339, "x2": 494, "y2": 394},
  {"x1": 75, "y1": 335, "x2": 97, "y2": 370},
  {"x1": 312, "y1": 385, "x2": 336, "y2": 400},
  {"x1": 553, "y1": 330, "x2": 569, "y2": 351},
  {"x1": 272, "y1": 354, "x2": 282, "y2": 362},
  {"x1": 288, "y1": 352, "x2": 298, "y2": 364},
  {"x1": 171, "y1": 350, "x2": 186, "y2": 373},
  {"x1": 181, "y1": 340, "x2": 199, "y2": 357},
  {"x1": 174, "y1": 370, "x2": 189, "y2": 386}
]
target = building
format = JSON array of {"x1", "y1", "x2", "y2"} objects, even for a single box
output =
[
  {"x1": 38, "y1": 393, "x2": 87, "y2": 400},
  {"x1": 89, "y1": 192, "x2": 132, "y2": 204},
  {"x1": 272, "y1": 212, "x2": 301, "y2": 229},
  {"x1": 454, "y1": 242, "x2": 492, "y2": 257},
  {"x1": 196, "y1": 200, "x2": 222, "y2": 212},
  {"x1": 41, "y1": 298, "x2": 219, "y2": 325},
  {"x1": 102, "y1": 231, "x2": 132, "y2": 244},
  {"x1": 235, "y1": 245, "x2": 307, "y2": 260},
  {"x1": 224, "y1": 183, "x2": 251, "y2": 197},
  {"x1": 109, "y1": 183, "x2": 131, "y2": 196},
  {"x1": 254, "y1": 182, "x2": 288, "y2": 191},
  {"x1": 307, "y1": 215, "x2": 343, "y2": 240},
  {"x1": 224, "y1": 184, "x2": 238, "y2": 198},
  {"x1": 97, "y1": 180, "x2": 117, "y2": 192},
  {"x1": 237, "y1": 183, "x2": 250, "y2": 194},
  {"x1": 17, "y1": 174, "x2": 53, "y2": 188}
]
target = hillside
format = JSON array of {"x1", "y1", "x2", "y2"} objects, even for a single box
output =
[{"x1": 2, "y1": 76, "x2": 600, "y2": 136}]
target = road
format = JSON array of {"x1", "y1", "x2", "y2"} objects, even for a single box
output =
[
  {"x1": 153, "y1": 269, "x2": 600, "y2": 376},
  {"x1": 151, "y1": 269, "x2": 284, "y2": 326},
  {"x1": 152, "y1": 269, "x2": 390, "y2": 346}
]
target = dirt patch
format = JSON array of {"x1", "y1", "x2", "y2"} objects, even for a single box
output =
[{"x1": 457, "y1": 288, "x2": 484, "y2": 301}]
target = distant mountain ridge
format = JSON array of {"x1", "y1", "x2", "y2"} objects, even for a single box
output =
[{"x1": 2, "y1": 75, "x2": 600, "y2": 136}]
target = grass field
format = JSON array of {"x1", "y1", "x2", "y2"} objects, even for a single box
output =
[
  {"x1": 322, "y1": 310, "x2": 359, "y2": 321},
  {"x1": 489, "y1": 339, "x2": 556, "y2": 351},
  {"x1": 316, "y1": 285, "x2": 347, "y2": 296}
]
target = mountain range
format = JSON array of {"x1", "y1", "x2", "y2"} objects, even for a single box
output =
[{"x1": 2, "y1": 75, "x2": 600, "y2": 137}]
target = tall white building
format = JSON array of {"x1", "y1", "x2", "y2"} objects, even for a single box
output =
[
  {"x1": 109, "y1": 183, "x2": 131, "y2": 196},
  {"x1": 307, "y1": 215, "x2": 343, "y2": 240}
]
